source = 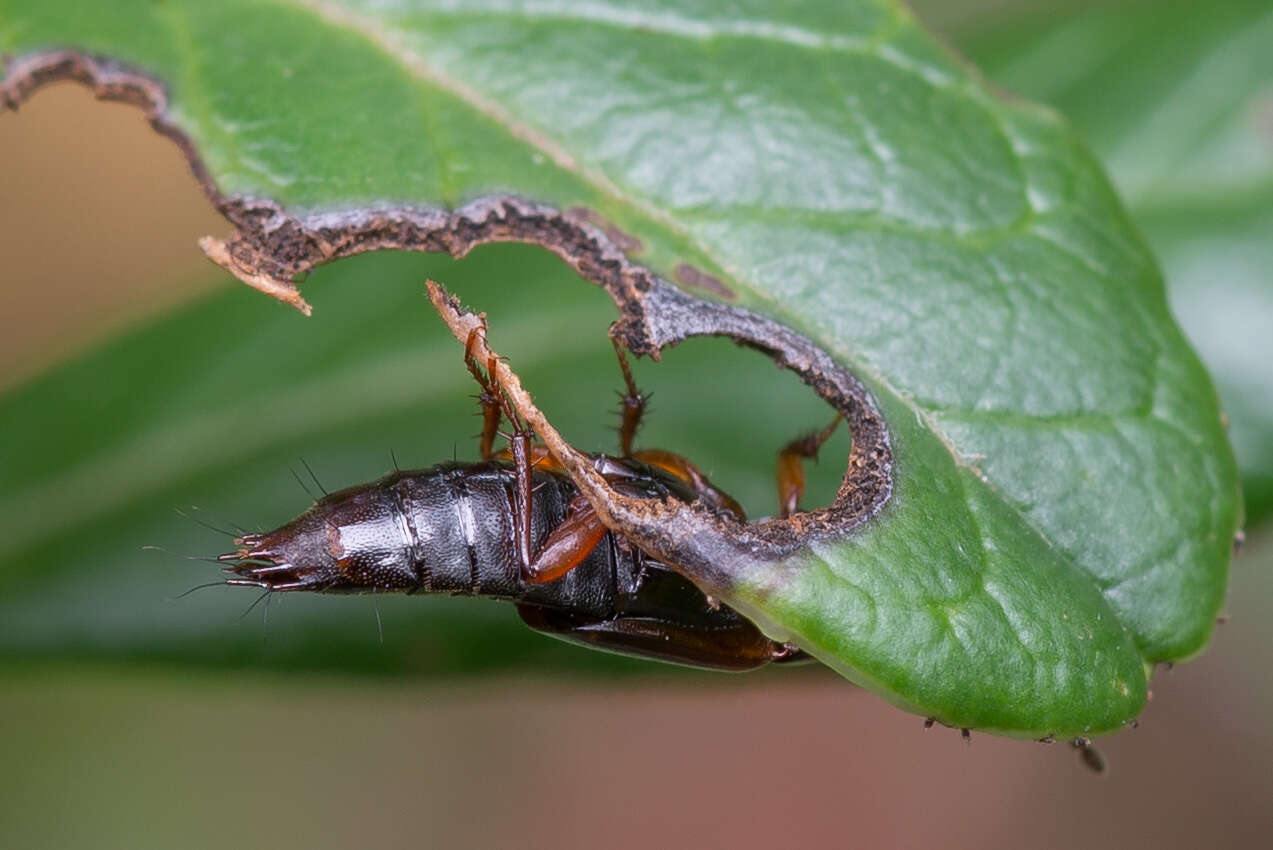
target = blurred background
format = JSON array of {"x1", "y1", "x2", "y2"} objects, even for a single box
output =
[{"x1": 2, "y1": 0, "x2": 1270, "y2": 846}]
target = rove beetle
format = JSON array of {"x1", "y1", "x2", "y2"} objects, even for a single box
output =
[{"x1": 218, "y1": 320, "x2": 840, "y2": 671}]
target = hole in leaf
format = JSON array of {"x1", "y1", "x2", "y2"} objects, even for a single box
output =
[
  {"x1": 287, "y1": 243, "x2": 849, "y2": 521},
  {"x1": 0, "y1": 81, "x2": 228, "y2": 390}
]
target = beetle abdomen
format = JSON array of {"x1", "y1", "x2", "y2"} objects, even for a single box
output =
[{"x1": 391, "y1": 462, "x2": 622, "y2": 617}]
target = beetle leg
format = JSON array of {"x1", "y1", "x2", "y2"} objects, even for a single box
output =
[
  {"x1": 516, "y1": 604, "x2": 803, "y2": 671},
  {"x1": 607, "y1": 335, "x2": 746, "y2": 519},
  {"x1": 611, "y1": 335, "x2": 649, "y2": 457},
  {"x1": 490, "y1": 350, "x2": 540, "y2": 571},
  {"x1": 463, "y1": 324, "x2": 540, "y2": 568},
  {"x1": 521, "y1": 494, "x2": 608, "y2": 584},
  {"x1": 776, "y1": 414, "x2": 843, "y2": 518},
  {"x1": 631, "y1": 448, "x2": 747, "y2": 521},
  {"x1": 463, "y1": 327, "x2": 503, "y2": 460},
  {"x1": 506, "y1": 427, "x2": 536, "y2": 570},
  {"x1": 494, "y1": 442, "x2": 566, "y2": 474}
]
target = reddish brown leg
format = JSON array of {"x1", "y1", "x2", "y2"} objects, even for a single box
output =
[
  {"x1": 464, "y1": 328, "x2": 503, "y2": 460},
  {"x1": 611, "y1": 336, "x2": 648, "y2": 457},
  {"x1": 507, "y1": 412, "x2": 535, "y2": 570},
  {"x1": 610, "y1": 337, "x2": 747, "y2": 520},
  {"x1": 494, "y1": 443, "x2": 565, "y2": 473},
  {"x1": 777, "y1": 414, "x2": 843, "y2": 519},
  {"x1": 632, "y1": 448, "x2": 747, "y2": 521},
  {"x1": 462, "y1": 326, "x2": 536, "y2": 569},
  {"x1": 522, "y1": 495, "x2": 609, "y2": 584}
]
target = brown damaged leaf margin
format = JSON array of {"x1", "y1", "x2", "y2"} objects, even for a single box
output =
[
  {"x1": 2, "y1": 50, "x2": 893, "y2": 596},
  {"x1": 427, "y1": 281, "x2": 890, "y2": 598}
]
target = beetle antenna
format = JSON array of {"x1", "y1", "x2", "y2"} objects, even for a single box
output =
[
  {"x1": 262, "y1": 590, "x2": 273, "y2": 646},
  {"x1": 174, "y1": 507, "x2": 237, "y2": 538},
  {"x1": 144, "y1": 544, "x2": 228, "y2": 567},
  {"x1": 168, "y1": 581, "x2": 229, "y2": 600},
  {"x1": 237, "y1": 589, "x2": 271, "y2": 623},
  {"x1": 188, "y1": 505, "x2": 248, "y2": 535}
]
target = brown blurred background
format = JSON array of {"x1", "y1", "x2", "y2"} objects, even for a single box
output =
[{"x1": 2, "y1": 40, "x2": 1271, "y2": 850}]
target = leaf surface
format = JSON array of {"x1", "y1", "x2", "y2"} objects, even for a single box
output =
[
  {"x1": 0, "y1": 0, "x2": 1241, "y2": 735},
  {"x1": 958, "y1": 0, "x2": 1273, "y2": 523}
]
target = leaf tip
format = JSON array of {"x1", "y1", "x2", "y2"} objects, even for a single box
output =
[{"x1": 199, "y1": 235, "x2": 312, "y2": 316}]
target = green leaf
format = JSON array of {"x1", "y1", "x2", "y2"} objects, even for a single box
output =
[
  {"x1": 0, "y1": 0, "x2": 1240, "y2": 737},
  {"x1": 956, "y1": 0, "x2": 1273, "y2": 523}
]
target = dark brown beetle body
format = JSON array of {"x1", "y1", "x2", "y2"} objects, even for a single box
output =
[
  {"x1": 223, "y1": 456, "x2": 804, "y2": 671},
  {"x1": 220, "y1": 325, "x2": 834, "y2": 672}
]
